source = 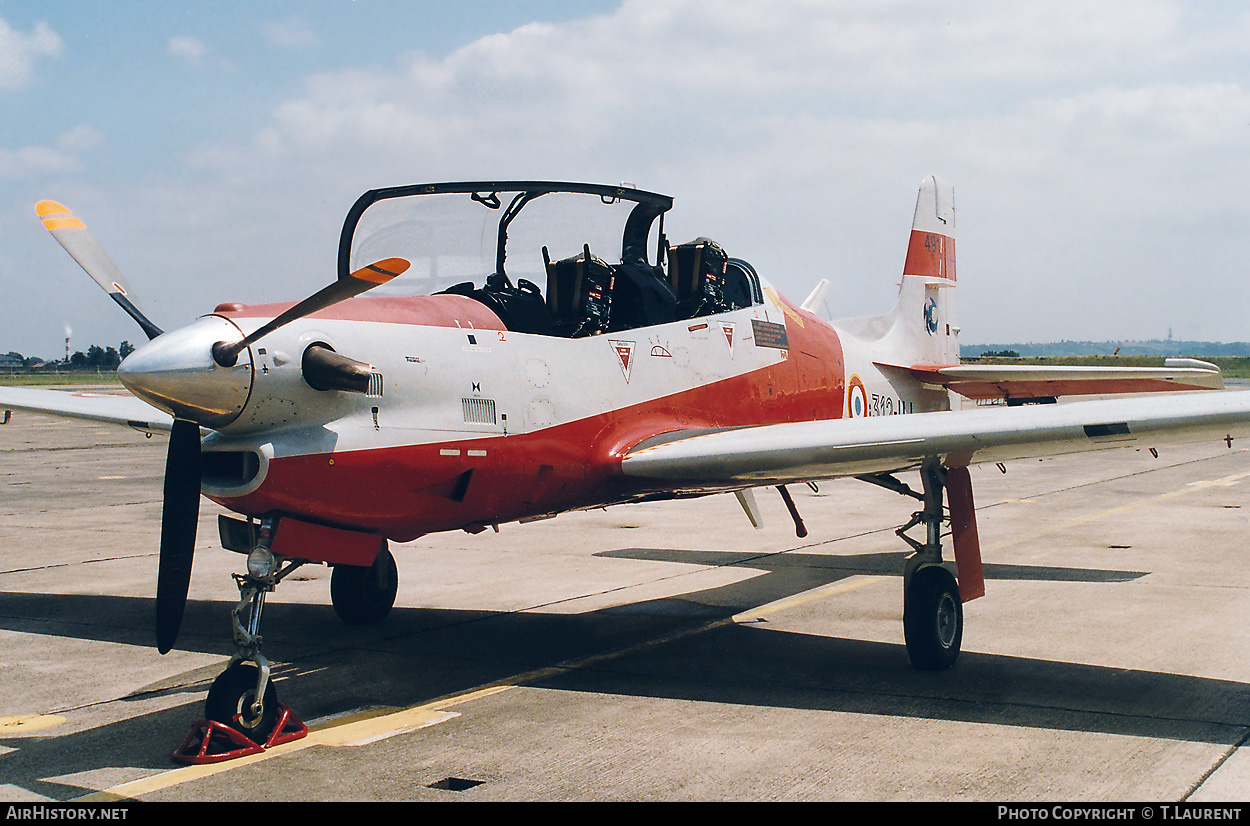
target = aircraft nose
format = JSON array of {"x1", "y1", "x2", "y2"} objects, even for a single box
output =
[{"x1": 118, "y1": 316, "x2": 253, "y2": 428}]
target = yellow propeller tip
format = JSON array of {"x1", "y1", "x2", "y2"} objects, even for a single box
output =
[
  {"x1": 351, "y1": 257, "x2": 411, "y2": 284},
  {"x1": 36, "y1": 200, "x2": 72, "y2": 218}
]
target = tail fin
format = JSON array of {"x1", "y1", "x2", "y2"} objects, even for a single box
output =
[
  {"x1": 835, "y1": 176, "x2": 959, "y2": 366},
  {"x1": 892, "y1": 175, "x2": 958, "y2": 365},
  {"x1": 903, "y1": 175, "x2": 956, "y2": 281}
]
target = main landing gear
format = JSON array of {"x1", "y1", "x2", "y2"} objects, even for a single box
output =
[
  {"x1": 864, "y1": 459, "x2": 965, "y2": 670},
  {"x1": 331, "y1": 541, "x2": 398, "y2": 624},
  {"x1": 174, "y1": 520, "x2": 398, "y2": 764}
]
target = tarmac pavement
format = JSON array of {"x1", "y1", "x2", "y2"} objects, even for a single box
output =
[{"x1": 1, "y1": 406, "x2": 1248, "y2": 802}]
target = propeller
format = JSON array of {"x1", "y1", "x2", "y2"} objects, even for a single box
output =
[
  {"x1": 36, "y1": 199, "x2": 409, "y2": 654},
  {"x1": 35, "y1": 201, "x2": 164, "y2": 340},
  {"x1": 211, "y1": 257, "x2": 410, "y2": 367},
  {"x1": 156, "y1": 419, "x2": 202, "y2": 653}
]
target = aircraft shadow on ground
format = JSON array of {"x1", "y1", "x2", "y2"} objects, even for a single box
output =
[{"x1": 1, "y1": 547, "x2": 1245, "y2": 799}]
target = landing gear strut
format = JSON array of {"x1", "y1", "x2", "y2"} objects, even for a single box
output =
[
  {"x1": 865, "y1": 459, "x2": 964, "y2": 670},
  {"x1": 897, "y1": 459, "x2": 962, "y2": 669},
  {"x1": 176, "y1": 517, "x2": 309, "y2": 763}
]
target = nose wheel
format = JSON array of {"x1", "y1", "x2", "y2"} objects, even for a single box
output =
[{"x1": 205, "y1": 660, "x2": 278, "y2": 742}]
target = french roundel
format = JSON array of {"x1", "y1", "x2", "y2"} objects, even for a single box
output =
[{"x1": 847, "y1": 375, "x2": 867, "y2": 418}]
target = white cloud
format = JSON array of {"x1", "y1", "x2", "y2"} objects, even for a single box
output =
[
  {"x1": 0, "y1": 126, "x2": 102, "y2": 179},
  {"x1": 262, "y1": 17, "x2": 321, "y2": 49},
  {"x1": 144, "y1": 0, "x2": 1250, "y2": 341},
  {"x1": 168, "y1": 35, "x2": 208, "y2": 66},
  {"x1": 0, "y1": 18, "x2": 63, "y2": 91}
]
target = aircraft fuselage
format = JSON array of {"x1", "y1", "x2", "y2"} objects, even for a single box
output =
[{"x1": 192, "y1": 278, "x2": 944, "y2": 548}]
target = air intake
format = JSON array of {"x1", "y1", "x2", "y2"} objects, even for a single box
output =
[{"x1": 462, "y1": 398, "x2": 497, "y2": 424}]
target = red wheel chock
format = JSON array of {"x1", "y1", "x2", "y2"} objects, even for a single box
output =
[{"x1": 172, "y1": 702, "x2": 308, "y2": 765}]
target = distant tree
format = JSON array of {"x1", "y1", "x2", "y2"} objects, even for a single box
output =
[
  {"x1": 103, "y1": 346, "x2": 120, "y2": 368},
  {"x1": 980, "y1": 349, "x2": 1020, "y2": 358},
  {"x1": 120, "y1": 340, "x2": 135, "y2": 359},
  {"x1": 70, "y1": 350, "x2": 87, "y2": 367},
  {"x1": 86, "y1": 344, "x2": 106, "y2": 366}
]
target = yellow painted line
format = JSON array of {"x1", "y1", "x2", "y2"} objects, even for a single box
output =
[
  {"x1": 732, "y1": 576, "x2": 889, "y2": 623},
  {"x1": 0, "y1": 714, "x2": 67, "y2": 733},
  {"x1": 306, "y1": 708, "x2": 459, "y2": 747},
  {"x1": 74, "y1": 563, "x2": 882, "y2": 801},
  {"x1": 73, "y1": 685, "x2": 517, "y2": 801}
]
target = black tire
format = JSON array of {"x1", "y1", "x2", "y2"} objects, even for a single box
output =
[
  {"x1": 205, "y1": 661, "x2": 278, "y2": 743},
  {"x1": 330, "y1": 541, "x2": 397, "y2": 625},
  {"x1": 903, "y1": 565, "x2": 963, "y2": 670}
]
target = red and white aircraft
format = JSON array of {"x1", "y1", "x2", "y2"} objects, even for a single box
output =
[{"x1": 5, "y1": 177, "x2": 1248, "y2": 756}]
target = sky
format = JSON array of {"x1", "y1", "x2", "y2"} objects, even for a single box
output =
[{"x1": 2, "y1": 0, "x2": 1248, "y2": 359}]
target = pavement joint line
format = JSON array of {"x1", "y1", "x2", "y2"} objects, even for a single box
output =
[
  {"x1": 984, "y1": 469, "x2": 1250, "y2": 553},
  {"x1": 766, "y1": 453, "x2": 1250, "y2": 558},
  {"x1": 978, "y1": 450, "x2": 1250, "y2": 512},
  {"x1": 1181, "y1": 727, "x2": 1250, "y2": 801}
]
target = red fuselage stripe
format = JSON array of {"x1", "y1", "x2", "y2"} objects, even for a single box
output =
[{"x1": 212, "y1": 303, "x2": 846, "y2": 540}]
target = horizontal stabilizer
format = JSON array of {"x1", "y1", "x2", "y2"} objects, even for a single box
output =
[
  {"x1": 880, "y1": 362, "x2": 1223, "y2": 401},
  {"x1": 800, "y1": 279, "x2": 829, "y2": 313}
]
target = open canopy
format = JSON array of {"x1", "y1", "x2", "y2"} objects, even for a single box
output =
[{"x1": 337, "y1": 182, "x2": 673, "y2": 295}]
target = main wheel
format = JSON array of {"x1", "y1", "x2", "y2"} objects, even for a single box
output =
[
  {"x1": 205, "y1": 662, "x2": 278, "y2": 743},
  {"x1": 330, "y1": 541, "x2": 397, "y2": 625},
  {"x1": 903, "y1": 565, "x2": 963, "y2": 670}
]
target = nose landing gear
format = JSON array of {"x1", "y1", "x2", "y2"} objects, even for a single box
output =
[{"x1": 173, "y1": 517, "x2": 309, "y2": 764}]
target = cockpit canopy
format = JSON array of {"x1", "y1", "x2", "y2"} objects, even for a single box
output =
[
  {"x1": 340, "y1": 182, "x2": 671, "y2": 292},
  {"x1": 337, "y1": 181, "x2": 760, "y2": 337}
]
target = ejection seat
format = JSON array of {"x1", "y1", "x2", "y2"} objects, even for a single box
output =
[
  {"x1": 436, "y1": 274, "x2": 554, "y2": 336},
  {"x1": 666, "y1": 237, "x2": 736, "y2": 318},
  {"x1": 542, "y1": 245, "x2": 614, "y2": 337}
]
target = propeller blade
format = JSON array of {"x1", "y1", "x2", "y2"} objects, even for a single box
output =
[
  {"x1": 156, "y1": 418, "x2": 202, "y2": 654},
  {"x1": 35, "y1": 201, "x2": 164, "y2": 340},
  {"x1": 212, "y1": 257, "x2": 409, "y2": 367}
]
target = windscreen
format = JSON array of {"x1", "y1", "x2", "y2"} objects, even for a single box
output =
[{"x1": 347, "y1": 188, "x2": 647, "y2": 296}]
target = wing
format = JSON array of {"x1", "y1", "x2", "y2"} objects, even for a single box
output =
[
  {"x1": 883, "y1": 359, "x2": 1224, "y2": 401},
  {"x1": 621, "y1": 390, "x2": 1250, "y2": 486},
  {"x1": 0, "y1": 386, "x2": 172, "y2": 433}
]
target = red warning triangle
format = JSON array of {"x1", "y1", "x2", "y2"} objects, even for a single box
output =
[
  {"x1": 720, "y1": 322, "x2": 735, "y2": 358},
  {"x1": 609, "y1": 340, "x2": 635, "y2": 382}
]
